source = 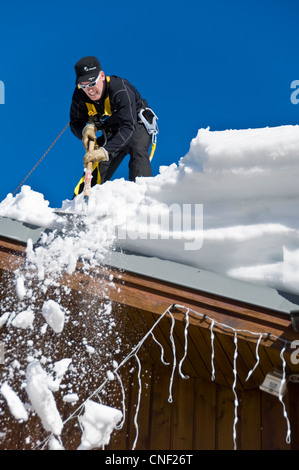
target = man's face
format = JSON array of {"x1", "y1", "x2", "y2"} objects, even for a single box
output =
[{"x1": 80, "y1": 71, "x2": 105, "y2": 101}]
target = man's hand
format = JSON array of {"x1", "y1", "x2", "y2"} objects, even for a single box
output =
[
  {"x1": 82, "y1": 123, "x2": 97, "y2": 150},
  {"x1": 84, "y1": 147, "x2": 109, "y2": 167}
]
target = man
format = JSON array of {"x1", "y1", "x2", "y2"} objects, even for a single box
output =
[{"x1": 70, "y1": 56, "x2": 157, "y2": 196}]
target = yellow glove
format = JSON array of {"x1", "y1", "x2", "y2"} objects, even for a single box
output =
[
  {"x1": 84, "y1": 147, "x2": 109, "y2": 167},
  {"x1": 82, "y1": 123, "x2": 97, "y2": 150}
]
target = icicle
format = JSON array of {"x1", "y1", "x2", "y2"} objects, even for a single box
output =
[
  {"x1": 114, "y1": 370, "x2": 126, "y2": 430},
  {"x1": 178, "y1": 309, "x2": 190, "y2": 379},
  {"x1": 132, "y1": 354, "x2": 142, "y2": 450},
  {"x1": 279, "y1": 343, "x2": 291, "y2": 444},
  {"x1": 168, "y1": 312, "x2": 177, "y2": 403},
  {"x1": 210, "y1": 319, "x2": 215, "y2": 381},
  {"x1": 151, "y1": 332, "x2": 170, "y2": 365},
  {"x1": 246, "y1": 333, "x2": 263, "y2": 381},
  {"x1": 232, "y1": 332, "x2": 239, "y2": 450}
]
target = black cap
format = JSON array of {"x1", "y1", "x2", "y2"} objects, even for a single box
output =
[{"x1": 74, "y1": 56, "x2": 102, "y2": 85}]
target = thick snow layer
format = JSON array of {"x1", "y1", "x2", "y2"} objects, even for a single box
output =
[
  {"x1": 1, "y1": 125, "x2": 299, "y2": 294},
  {"x1": 77, "y1": 400, "x2": 122, "y2": 450}
]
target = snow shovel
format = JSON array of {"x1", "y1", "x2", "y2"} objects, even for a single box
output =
[{"x1": 82, "y1": 139, "x2": 95, "y2": 209}]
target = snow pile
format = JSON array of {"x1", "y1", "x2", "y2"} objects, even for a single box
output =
[
  {"x1": 0, "y1": 185, "x2": 56, "y2": 227},
  {"x1": 77, "y1": 400, "x2": 122, "y2": 450}
]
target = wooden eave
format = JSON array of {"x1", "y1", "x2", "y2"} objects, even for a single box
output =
[{"x1": 0, "y1": 233, "x2": 297, "y2": 346}]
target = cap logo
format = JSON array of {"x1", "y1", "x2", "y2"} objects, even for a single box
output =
[{"x1": 83, "y1": 66, "x2": 97, "y2": 71}]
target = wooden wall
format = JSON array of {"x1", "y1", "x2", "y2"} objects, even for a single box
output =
[
  {"x1": 3, "y1": 362, "x2": 294, "y2": 451},
  {"x1": 1, "y1": 252, "x2": 299, "y2": 451},
  {"x1": 104, "y1": 362, "x2": 299, "y2": 451}
]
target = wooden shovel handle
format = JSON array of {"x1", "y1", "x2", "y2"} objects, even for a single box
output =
[{"x1": 83, "y1": 139, "x2": 95, "y2": 197}]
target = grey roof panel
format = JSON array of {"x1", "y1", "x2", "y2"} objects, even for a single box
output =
[{"x1": 0, "y1": 216, "x2": 45, "y2": 245}]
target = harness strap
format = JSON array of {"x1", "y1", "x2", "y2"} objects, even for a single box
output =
[
  {"x1": 85, "y1": 76, "x2": 112, "y2": 117},
  {"x1": 138, "y1": 107, "x2": 159, "y2": 161}
]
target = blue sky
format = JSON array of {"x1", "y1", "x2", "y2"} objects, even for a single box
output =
[{"x1": 0, "y1": 0, "x2": 299, "y2": 208}]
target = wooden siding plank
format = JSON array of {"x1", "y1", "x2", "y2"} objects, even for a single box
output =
[
  {"x1": 289, "y1": 382, "x2": 299, "y2": 450},
  {"x1": 216, "y1": 386, "x2": 235, "y2": 450},
  {"x1": 171, "y1": 374, "x2": 195, "y2": 450},
  {"x1": 194, "y1": 378, "x2": 216, "y2": 450},
  {"x1": 149, "y1": 365, "x2": 173, "y2": 450},
  {"x1": 239, "y1": 389, "x2": 262, "y2": 450}
]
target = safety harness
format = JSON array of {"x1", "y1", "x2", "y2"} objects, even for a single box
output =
[{"x1": 138, "y1": 107, "x2": 159, "y2": 161}]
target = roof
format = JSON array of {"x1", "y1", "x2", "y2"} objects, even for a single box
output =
[{"x1": 1, "y1": 214, "x2": 299, "y2": 318}]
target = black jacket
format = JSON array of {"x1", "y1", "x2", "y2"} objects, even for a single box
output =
[{"x1": 70, "y1": 75, "x2": 148, "y2": 157}]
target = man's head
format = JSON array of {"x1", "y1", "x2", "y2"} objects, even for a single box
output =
[{"x1": 74, "y1": 56, "x2": 105, "y2": 101}]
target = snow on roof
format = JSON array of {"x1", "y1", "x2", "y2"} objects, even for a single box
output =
[{"x1": 1, "y1": 124, "x2": 299, "y2": 298}]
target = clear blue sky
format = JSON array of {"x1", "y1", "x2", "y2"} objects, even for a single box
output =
[{"x1": 0, "y1": 0, "x2": 299, "y2": 208}]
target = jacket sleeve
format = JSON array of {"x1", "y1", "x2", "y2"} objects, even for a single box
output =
[
  {"x1": 104, "y1": 79, "x2": 137, "y2": 158},
  {"x1": 70, "y1": 89, "x2": 89, "y2": 140}
]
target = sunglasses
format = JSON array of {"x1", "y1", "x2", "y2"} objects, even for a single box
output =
[{"x1": 78, "y1": 72, "x2": 102, "y2": 89}]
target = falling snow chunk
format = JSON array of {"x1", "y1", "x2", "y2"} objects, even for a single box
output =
[
  {"x1": 62, "y1": 393, "x2": 79, "y2": 404},
  {"x1": 42, "y1": 300, "x2": 65, "y2": 333},
  {"x1": 0, "y1": 312, "x2": 11, "y2": 329},
  {"x1": 77, "y1": 400, "x2": 122, "y2": 450},
  {"x1": 107, "y1": 370, "x2": 115, "y2": 381},
  {"x1": 48, "y1": 436, "x2": 64, "y2": 450},
  {"x1": 49, "y1": 358, "x2": 72, "y2": 392},
  {"x1": 11, "y1": 309, "x2": 34, "y2": 329},
  {"x1": 15, "y1": 276, "x2": 26, "y2": 300},
  {"x1": 25, "y1": 361, "x2": 63, "y2": 436},
  {"x1": 85, "y1": 345, "x2": 96, "y2": 355},
  {"x1": 0, "y1": 382, "x2": 28, "y2": 422}
]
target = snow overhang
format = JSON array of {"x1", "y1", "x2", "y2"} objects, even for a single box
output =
[{"x1": 1, "y1": 215, "x2": 299, "y2": 318}]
